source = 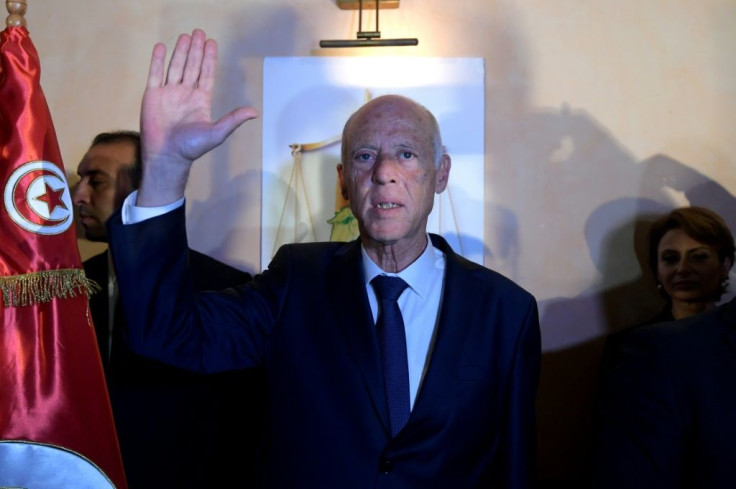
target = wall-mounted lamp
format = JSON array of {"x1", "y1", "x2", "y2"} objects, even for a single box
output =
[{"x1": 320, "y1": 0, "x2": 418, "y2": 48}]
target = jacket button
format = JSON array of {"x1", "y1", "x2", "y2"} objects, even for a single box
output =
[{"x1": 379, "y1": 458, "x2": 394, "y2": 473}]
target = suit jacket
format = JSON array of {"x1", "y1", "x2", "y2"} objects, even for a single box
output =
[
  {"x1": 84, "y1": 248, "x2": 262, "y2": 488},
  {"x1": 598, "y1": 306, "x2": 675, "y2": 391},
  {"x1": 108, "y1": 206, "x2": 541, "y2": 489},
  {"x1": 592, "y1": 298, "x2": 736, "y2": 488}
]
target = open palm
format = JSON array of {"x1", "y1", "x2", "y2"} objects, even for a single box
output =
[{"x1": 138, "y1": 29, "x2": 258, "y2": 205}]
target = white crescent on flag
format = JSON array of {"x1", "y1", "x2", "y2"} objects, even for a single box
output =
[
  {"x1": 0, "y1": 440, "x2": 116, "y2": 488},
  {"x1": 3, "y1": 160, "x2": 73, "y2": 235}
]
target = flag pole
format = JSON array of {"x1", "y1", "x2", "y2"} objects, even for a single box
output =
[{"x1": 6, "y1": 0, "x2": 26, "y2": 27}]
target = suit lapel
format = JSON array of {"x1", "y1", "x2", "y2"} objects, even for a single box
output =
[
  {"x1": 411, "y1": 236, "x2": 484, "y2": 417},
  {"x1": 327, "y1": 240, "x2": 390, "y2": 434}
]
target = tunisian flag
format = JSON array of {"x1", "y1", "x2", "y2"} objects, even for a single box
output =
[{"x1": 0, "y1": 24, "x2": 127, "y2": 488}]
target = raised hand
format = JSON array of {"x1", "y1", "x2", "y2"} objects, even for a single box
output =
[{"x1": 137, "y1": 29, "x2": 258, "y2": 206}]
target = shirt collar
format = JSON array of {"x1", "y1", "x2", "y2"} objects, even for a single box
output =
[{"x1": 361, "y1": 235, "x2": 440, "y2": 300}]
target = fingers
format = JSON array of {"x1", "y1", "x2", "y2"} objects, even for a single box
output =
[
  {"x1": 181, "y1": 29, "x2": 208, "y2": 87},
  {"x1": 165, "y1": 32, "x2": 193, "y2": 85},
  {"x1": 146, "y1": 43, "x2": 167, "y2": 88},
  {"x1": 151, "y1": 29, "x2": 213, "y2": 90},
  {"x1": 196, "y1": 39, "x2": 218, "y2": 94}
]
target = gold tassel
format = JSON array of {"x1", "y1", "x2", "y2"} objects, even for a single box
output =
[{"x1": 0, "y1": 268, "x2": 101, "y2": 308}]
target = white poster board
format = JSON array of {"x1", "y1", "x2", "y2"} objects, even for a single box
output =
[{"x1": 262, "y1": 57, "x2": 485, "y2": 271}]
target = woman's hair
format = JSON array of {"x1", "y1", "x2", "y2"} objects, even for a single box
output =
[{"x1": 648, "y1": 206, "x2": 735, "y2": 297}]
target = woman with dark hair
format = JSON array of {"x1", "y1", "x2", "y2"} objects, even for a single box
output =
[
  {"x1": 592, "y1": 209, "x2": 736, "y2": 488},
  {"x1": 647, "y1": 206, "x2": 734, "y2": 322},
  {"x1": 598, "y1": 207, "x2": 734, "y2": 391}
]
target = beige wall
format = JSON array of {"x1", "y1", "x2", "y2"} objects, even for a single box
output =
[{"x1": 27, "y1": 0, "x2": 736, "y2": 484}]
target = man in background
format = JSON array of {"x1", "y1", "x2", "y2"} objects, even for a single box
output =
[{"x1": 73, "y1": 131, "x2": 262, "y2": 488}]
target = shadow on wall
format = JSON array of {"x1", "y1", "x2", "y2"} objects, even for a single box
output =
[
  {"x1": 493, "y1": 110, "x2": 736, "y2": 487},
  {"x1": 533, "y1": 158, "x2": 736, "y2": 488},
  {"x1": 477, "y1": 7, "x2": 736, "y2": 487},
  {"x1": 535, "y1": 197, "x2": 667, "y2": 487}
]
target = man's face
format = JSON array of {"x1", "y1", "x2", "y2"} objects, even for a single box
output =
[
  {"x1": 337, "y1": 96, "x2": 450, "y2": 254},
  {"x1": 72, "y1": 141, "x2": 136, "y2": 242}
]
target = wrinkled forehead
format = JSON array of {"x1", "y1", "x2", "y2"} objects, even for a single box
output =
[
  {"x1": 355, "y1": 96, "x2": 430, "y2": 125},
  {"x1": 346, "y1": 100, "x2": 434, "y2": 147}
]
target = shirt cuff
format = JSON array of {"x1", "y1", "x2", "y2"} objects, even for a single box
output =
[{"x1": 120, "y1": 190, "x2": 185, "y2": 224}]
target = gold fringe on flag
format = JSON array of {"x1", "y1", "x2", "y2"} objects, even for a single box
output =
[{"x1": 0, "y1": 268, "x2": 101, "y2": 308}]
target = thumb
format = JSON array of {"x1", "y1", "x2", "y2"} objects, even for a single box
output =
[{"x1": 212, "y1": 106, "x2": 259, "y2": 145}]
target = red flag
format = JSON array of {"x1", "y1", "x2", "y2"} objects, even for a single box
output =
[{"x1": 0, "y1": 25, "x2": 127, "y2": 488}]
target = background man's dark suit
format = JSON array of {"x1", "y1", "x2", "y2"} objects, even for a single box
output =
[
  {"x1": 108, "y1": 206, "x2": 541, "y2": 489},
  {"x1": 592, "y1": 298, "x2": 736, "y2": 488},
  {"x1": 85, "y1": 248, "x2": 263, "y2": 488}
]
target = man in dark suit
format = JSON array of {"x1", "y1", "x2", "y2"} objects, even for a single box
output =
[
  {"x1": 108, "y1": 29, "x2": 541, "y2": 488},
  {"x1": 73, "y1": 131, "x2": 261, "y2": 488},
  {"x1": 592, "y1": 299, "x2": 736, "y2": 488}
]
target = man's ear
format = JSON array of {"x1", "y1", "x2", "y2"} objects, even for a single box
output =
[
  {"x1": 114, "y1": 165, "x2": 136, "y2": 208},
  {"x1": 337, "y1": 164, "x2": 349, "y2": 201},
  {"x1": 435, "y1": 154, "x2": 451, "y2": 193}
]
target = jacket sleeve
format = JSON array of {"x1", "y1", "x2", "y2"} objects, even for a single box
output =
[
  {"x1": 107, "y1": 205, "x2": 284, "y2": 374},
  {"x1": 501, "y1": 296, "x2": 541, "y2": 489}
]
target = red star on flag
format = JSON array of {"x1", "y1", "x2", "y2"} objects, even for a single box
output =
[{"x1": 34, "y1": 180, "x2": 67, "y2": 214}]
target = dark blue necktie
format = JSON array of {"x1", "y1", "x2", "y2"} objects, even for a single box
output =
[{"x1": 371, "y1": 275, "x2": 410, "y2": 438}]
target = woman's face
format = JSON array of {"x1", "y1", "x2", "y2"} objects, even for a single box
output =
[{"x1": 657, "y1": 228, "x2": 731, "y2": 304}]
